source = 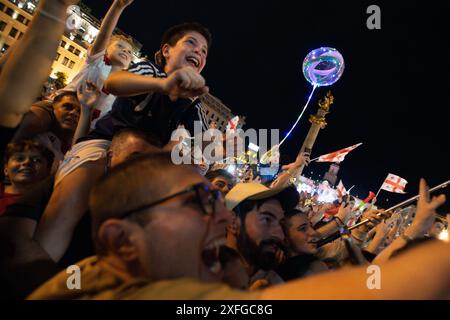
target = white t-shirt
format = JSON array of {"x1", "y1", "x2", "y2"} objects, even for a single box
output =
[{"x1": 62, "y1": 50, "x2": 117, "y2": 129}]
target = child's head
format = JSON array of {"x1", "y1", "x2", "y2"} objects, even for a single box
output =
[
  {"x1": 155, "y1": 22, "x2": 212, "y2": 74},
  {"x1": 105, "y1": 35, "x2": 134, "y2": 69},
  {"x1": 3, "y1": 141, "x2": 54, "y2": 189}
]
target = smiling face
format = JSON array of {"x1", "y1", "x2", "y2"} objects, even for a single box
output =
[
  {"x1": 52, "y1": 95, "x2": 81, "y2": 131},
  {"x1": 4, "y1": 149, "x2": 49, "y2": 189},
  {"x1": 161, "y1": 31, "x2": 208, "y2": 74},
  {"x1": 96, "y1": 161, "x2": 232, "y2": 283},
  {"x1": 106, "y1": 39, "x2": 133, "y2": 69},
  {"x1": 138, "y1": 170, "x2": 232, "y2": 282},
  {"x1": 285, "y1": 214, "x2": 319, "y2": 255},
  {"x1": 210, "y1": 176, "x2": 234, "y2": 196}
]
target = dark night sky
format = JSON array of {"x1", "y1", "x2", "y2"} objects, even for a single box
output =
[{"x1": 82, "y1": 0, "x2": 449, "y2": 212}]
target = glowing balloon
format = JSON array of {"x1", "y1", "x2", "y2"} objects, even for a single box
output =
[{"x1": 302, "y1": 47, "x2": 345, "y2": 87}]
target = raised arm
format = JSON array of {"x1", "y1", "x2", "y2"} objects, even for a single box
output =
[
  {"x1": 12, "y1": 103, "x2": 54, "y2": 142},
  {"x1": 89, "y1": 0, "x2": 134, "y2": 55},
  {"x1": 374, "y1": 178, "x2": 446, "y2": 263},
  {"x1": 72, "y1": 81, "x2": 101, "y2": 144},
  {"x1": 105, "y1": 66, "x2": 208, "y2": 99},
  {"x1": 0, "y1": 0, "x2": 79, "y2": 128},
  {"x1": 262, "y1": 239, "x2": 450, "y2": 299}
]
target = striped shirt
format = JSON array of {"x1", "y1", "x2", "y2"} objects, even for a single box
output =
[{"x1": 85, "y1": 61, "x2": 209, "y2": 144}]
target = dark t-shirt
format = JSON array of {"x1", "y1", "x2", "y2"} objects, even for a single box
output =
[{"x1": 85, "y1": 61, "x2": 208, "y2": 145}]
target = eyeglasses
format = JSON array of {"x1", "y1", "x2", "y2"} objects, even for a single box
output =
[{"x1": 120, "y1": 183, "x2": 222, "y2": 219}]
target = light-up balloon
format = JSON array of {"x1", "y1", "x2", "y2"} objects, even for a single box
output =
[{"x1": 302, "y1": 47, "x2": 344, "y2": 87}]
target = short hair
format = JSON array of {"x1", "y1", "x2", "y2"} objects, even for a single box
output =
[
  {"x1": 109, "y1": 34, "x2": 134, "y2": 48},
  {"x1": 89, "y1": 153, "x2": 195, "y2": 255},
  {"x1": 233, "y1": 199, "x2": 264, "y2": 221},
  {"x1": 52, "y1": 91, "x2": 78, "y2": 104},
  {"x1": 280, "y1": 209, "x2": 306, "y2": 233},
  {"x1": 205, "y1": 169, "x2": 236, "y2": 185},
  {"x1": 111, "y1": 128, "x2": 162, "y2": 152},
  {"x1": 155, "y1": 22, "x2": 212, "y2": 66},
  {"x1": 4, "y1": 140, "x2": 54, "y2": 169}
]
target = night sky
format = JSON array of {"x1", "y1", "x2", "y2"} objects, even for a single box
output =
[{"x1": 82, "y1": 0, "x2": 449, "y2": 213}]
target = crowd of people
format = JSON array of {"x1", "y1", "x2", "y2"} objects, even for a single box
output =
[{"x1": 0, "y1": 0, "x2": 449, "y2": 300}]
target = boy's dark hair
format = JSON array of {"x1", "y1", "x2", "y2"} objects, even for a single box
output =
[
  {"x1": 4, "y1": 140, "x2": 54, "y2": 169},
  {"x1": 205, "y1": 169, "x2": 235, "y2": 185},
  {"x1": 52, "y1": 91, "x2": 78, "y2": 104},
  {"x1": 155, "y1": 22, "x2": 212, "y2": 66}
]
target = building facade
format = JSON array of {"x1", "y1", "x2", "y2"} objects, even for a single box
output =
[
  {"x1": 199, "y1": 93, "x2": 245, "y2": 132},
  {"x1": 0, "y1": 0, "x2": 141, "y2": 83}
]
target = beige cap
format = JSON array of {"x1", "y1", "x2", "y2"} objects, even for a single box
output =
[{"x1": 225, "y1": 182, "x2": 299, "y2": 211}]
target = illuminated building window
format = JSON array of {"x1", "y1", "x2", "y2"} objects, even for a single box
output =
[
  {"x1": 55, "y1": 52, "x2": 60, "y2": 61},
  {"x1": 68, "y1": 60, "x2": 75, "y2": 69},
  {"x1": 60, "y1": 40, "x2": 66, "y2": 48},
  {"x1": 68, "y1": 45, "x2": 75, "y2": 53},
  {"x1": 9, "y1": 27, "x2": 18, "y2": 38},
  {"x1": 0, "y1": 20, "x2": 6, "y2": 32},
  {"x1": 62, "y1": 57, "x2": 69, "y2": 66},
  {"x1": 1, "y1": 43, "x2": 9, "y2": 53},
  {"x1": 74, "y1": 49, "x2": 81, "y2": 56}
]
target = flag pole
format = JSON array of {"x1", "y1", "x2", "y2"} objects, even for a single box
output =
[
  {"x1": 374, "y1": 186, "x2": 383, "y2": 199},
  {"x1": 315, "y1": 179, "x2": 450, "y2": 247}
]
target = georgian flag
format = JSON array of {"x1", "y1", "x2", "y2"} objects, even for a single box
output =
[
  {"x1": 316, "y1": 143, "x2": 362, "y2": 163},
  {"x1": 336, "y1": 180, "x2": 347, "y2": 199},
  {"x1": 226, "y1": 116, "x2": 240, "y2": 134},
  {"x1": 381, "y1": 173, "x2": 408, "y2": 194}
]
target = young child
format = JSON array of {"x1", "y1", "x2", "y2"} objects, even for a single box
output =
[{"x1": 61, "y1": 0, "x2": 135, "y2": 128}]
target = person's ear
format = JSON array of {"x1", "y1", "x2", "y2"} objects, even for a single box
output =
[
  {"x1": 227, "y1": 212, "x2": 240, "y2": 236},
  {"x1": 97, "y1": 219, "x2": 140, "y2": 262},
  {"x1": 161, "y1": 43, "x2": 171, "y2": 61},
  {"x1": 3, "y1": 166, "x2": 8, "y2": 179}
]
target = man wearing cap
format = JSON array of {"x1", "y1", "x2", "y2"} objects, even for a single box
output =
[{"x1": 225, "y1": 182, "x2": 299, "y2": 288}]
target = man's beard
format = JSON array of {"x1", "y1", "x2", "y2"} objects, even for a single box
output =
[{"x1": 237, "y1": 228, "x2": 286, "y2": 271}]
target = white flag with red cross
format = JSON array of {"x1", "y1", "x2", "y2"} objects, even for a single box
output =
[
  {"x1": 336, "y1": 180, "x2": 347, "y2": 199},
  {"x1": 226, "y1": 116, "x2": 240, "y2": 134},
  {"x1": 315, "y1": 143, "x2": 362, "y2": 163},
  {"x1": 380, "y1": 173, "x2": 408, "y2": 194}
]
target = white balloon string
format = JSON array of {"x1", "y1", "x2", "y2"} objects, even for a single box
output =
[{"x1": 278, "y1": 84, "x2": 318, "y2": 147}]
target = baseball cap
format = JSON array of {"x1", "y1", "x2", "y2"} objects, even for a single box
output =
[{"x1": 225, "y1": 182, "x2": 299, "y2": 211}]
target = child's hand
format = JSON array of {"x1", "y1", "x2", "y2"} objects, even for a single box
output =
[
  {"x1": 162, "y1": 66, "x2": 209, "y2": 100},
  {"x1": 77, "y1": 81, "x2": 101, "y2": 111}
]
